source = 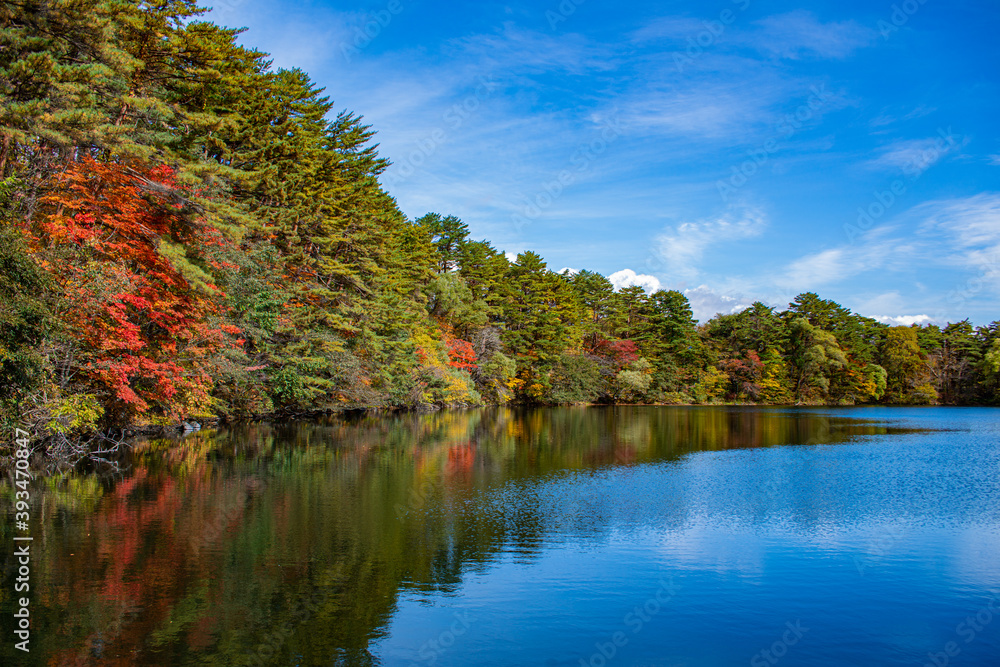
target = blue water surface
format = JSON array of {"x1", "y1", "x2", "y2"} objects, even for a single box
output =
[
  {"x1": 376, "y1": 407, "x2": 1000, "y2": 667},
  {"x1": 2, "y1": 406, "x2": 998, "y2": 666}
]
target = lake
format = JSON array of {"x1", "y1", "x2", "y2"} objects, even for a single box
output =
[{"x1": 2, "y1": 406, "x2": 999, "y2": 666}]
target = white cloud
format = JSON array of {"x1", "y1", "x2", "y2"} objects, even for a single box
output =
[
  {"x1": 454, "y1": 23, "x2": 617, "y2": 76},
  {"x1": 504, "y1": 251, "x2": 518, "y2": 263},
  {"x1": 875, "y1": 315, "x2": 932, "y2": 326},
  {"x1": 868, "y1": 132, "x2": 965, "y2": 177},
  {"x1": 917, "y1": 194, "x2": 1000, "y2": 247},
  {"x1": 608, "y1": 269, "x2": 662, "y2": 293},
  {"x1": 781, "y1": 248, "x2": 850, "y2": 288},
  {"x1": 623, "y1": 87, "x2": 775, "y2": 139},
  {"x1": 857, "y1": 294, "x2": 937, "y2": 326},
  {"x1": 683, "y1": 285, "x2": 752, "y2": 322},
  {"x1": 618, "y1": 61, "x2": 820, "y2": 143},
  {"x1": 631, "y1": 10, "x2": 874, "y2": 61},
  {"x1": 913, "y1": 193, "x2": 1000, "y2": 282},
  {"x1": 655, "y1": 208, "x2": 766, "y2": 280},
  {"x1": 868, "y1": 106, "x2": 935, "y2": 131},
  {"x1": 776, "y1": 222, "x2": 926, "y2": 291},
  {"x1": 855, "y1": 290, "x2": 907, "y2": 316},
  {"x1": 616, "y1": 36, "x2": 832, "y2": 144},
  {"x1": 989, "y1": 155, "x2": 1000, "y2": 166},
  {"x1": 558, "y1": 267, "x2": 579, "y2": 276},
  {"x1": 771, "y1": 193, "x2": 1000, "y2": 322},
  {"x1": 748, "y1": 11, "x2": 876, "y2": 60}
]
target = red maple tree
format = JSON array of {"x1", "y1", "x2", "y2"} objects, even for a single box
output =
[
  {"x1": 596, "y1": 339, "x2": 640, "y2": 369},
  {"x1": 446, "y1": 338, "x2": 478, "y2": 371},
  {"x1": 36, "y1": 159, "x2": 240, "y2": 422}
]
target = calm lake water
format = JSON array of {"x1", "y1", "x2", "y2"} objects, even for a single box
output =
[{"x1": 2, "y1": 406, "x2": 999, "y2": 666}]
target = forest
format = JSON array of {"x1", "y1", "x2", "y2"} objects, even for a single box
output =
[{"x1": 1, "y1": 0, "x2": 999, "y2": 450}]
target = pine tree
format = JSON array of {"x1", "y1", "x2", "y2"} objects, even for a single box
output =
[
  {"x1": 417, "y1": 213, "x2": 469, "y2": 273},
  {"x1": 568, "y1": 269, "x2": 615, "y2": 350},
  {"x1": 458, "y1": 239, "x2": 508, "y2": 313},
  {"x1": 609, "y1": 285, "x2": 648, "y2": 340},
  {"x1": 498, "y1": 251, "x2": 578, "y2": 367}
]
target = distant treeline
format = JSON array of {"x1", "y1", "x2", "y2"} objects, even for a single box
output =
[{"x1": 1, "y1": 1, "x2": 998, "y2": 443}]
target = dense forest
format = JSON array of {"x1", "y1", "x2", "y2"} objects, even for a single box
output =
[{"x1": 1, "y1": 0, "x2": 998, "y2": 449}]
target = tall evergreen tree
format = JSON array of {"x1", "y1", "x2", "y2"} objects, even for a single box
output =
[{"x1": 417, "y1": 213, "x2": 469, "y2": 273}]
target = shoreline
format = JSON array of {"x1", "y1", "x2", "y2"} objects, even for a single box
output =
[{"x1": 4, "y1": 400, "x2": 989, "y2": 473}]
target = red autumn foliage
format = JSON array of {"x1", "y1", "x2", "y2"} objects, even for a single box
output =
[
  {"x1": 719, "y1": 350, "x2": 764, "y2": 399},
  {"x1": 36, "y1": 158, "x2": 239, "y2": 421},
  {"x1": 595, "y1": 339, "x2": 640, "y2": 368},
  {"x1": 446, "y1": 338, "x2": 478, "y2": 371}
]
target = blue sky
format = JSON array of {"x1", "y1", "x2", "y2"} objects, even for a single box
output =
[{"x1": 208, "y1": 0, "x2": 999, "y2": 324}]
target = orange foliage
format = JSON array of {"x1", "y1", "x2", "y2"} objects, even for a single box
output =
[
  {"x1": 37, "y1": 158, "x2": 240, "y2": 421},
  {"x1": 446, "y1": 338, "x2": 478, "y2": 371}
]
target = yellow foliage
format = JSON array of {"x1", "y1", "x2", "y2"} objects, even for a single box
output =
[
  {"x1": 758, "y1": 349, "x2": 794, "y2": 403},
  {"x1": 695, "y1": 367, "x2": 728, "y2": 403},
  {"x1": 46, "y1": 394, "x2": 104, "y2": 434},
  {"x1": 411, "y1": 328, "x2": 482, "y2": 406}
]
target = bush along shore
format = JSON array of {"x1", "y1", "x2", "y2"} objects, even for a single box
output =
[{"x1": 2, "y1": 1, "x2": 999, "y2": 468}]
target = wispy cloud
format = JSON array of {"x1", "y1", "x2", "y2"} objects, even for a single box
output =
[
  {"x1": 222, "y1": 0, "x2": 1000, "y2": 326},
  {"x1": 618, "y1": 49, "x2": 827, "y2": 144},
  {"x1": 771, "y1": 194, "x2": 1000, "y2": 319},
  {"x1": 747, "y1": 11, "x2": 876, "y2": 59},
  {"x1": 453, "y1": 23, "x2": 617, "y2": 76},
  {"x1": 622, "y1": 85, "x2": 778, "y2": 140},
  {"x1": 914, "y1": 193, "x2": 1000, "y2": 275},
  {"x1": 781, "y1": 248, "x2": 853, "y2": 288},
  {"x1": 867, "y1": 133, "x2": 964, "y2": 176},
  {"x1": 655, "y1": 208, "x2": 766, "y2": 280},
  {"x1": 778, "y1": 224, "x2": 927, "y2": 290},
  {"x1": 867, "y1": 106, "x2": 936, "y2": 134},
  {"x1": 631, "y1": 10, "x2": 875, "y2": 60}
]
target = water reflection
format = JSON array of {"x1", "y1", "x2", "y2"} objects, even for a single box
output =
[{"x1": 0, "y1": 407, "x2": 941, "y2": 665}]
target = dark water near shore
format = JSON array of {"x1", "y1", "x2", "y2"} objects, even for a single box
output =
[{"x1": 2, "y1": 406, "x2": 999, "y2": 666}]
